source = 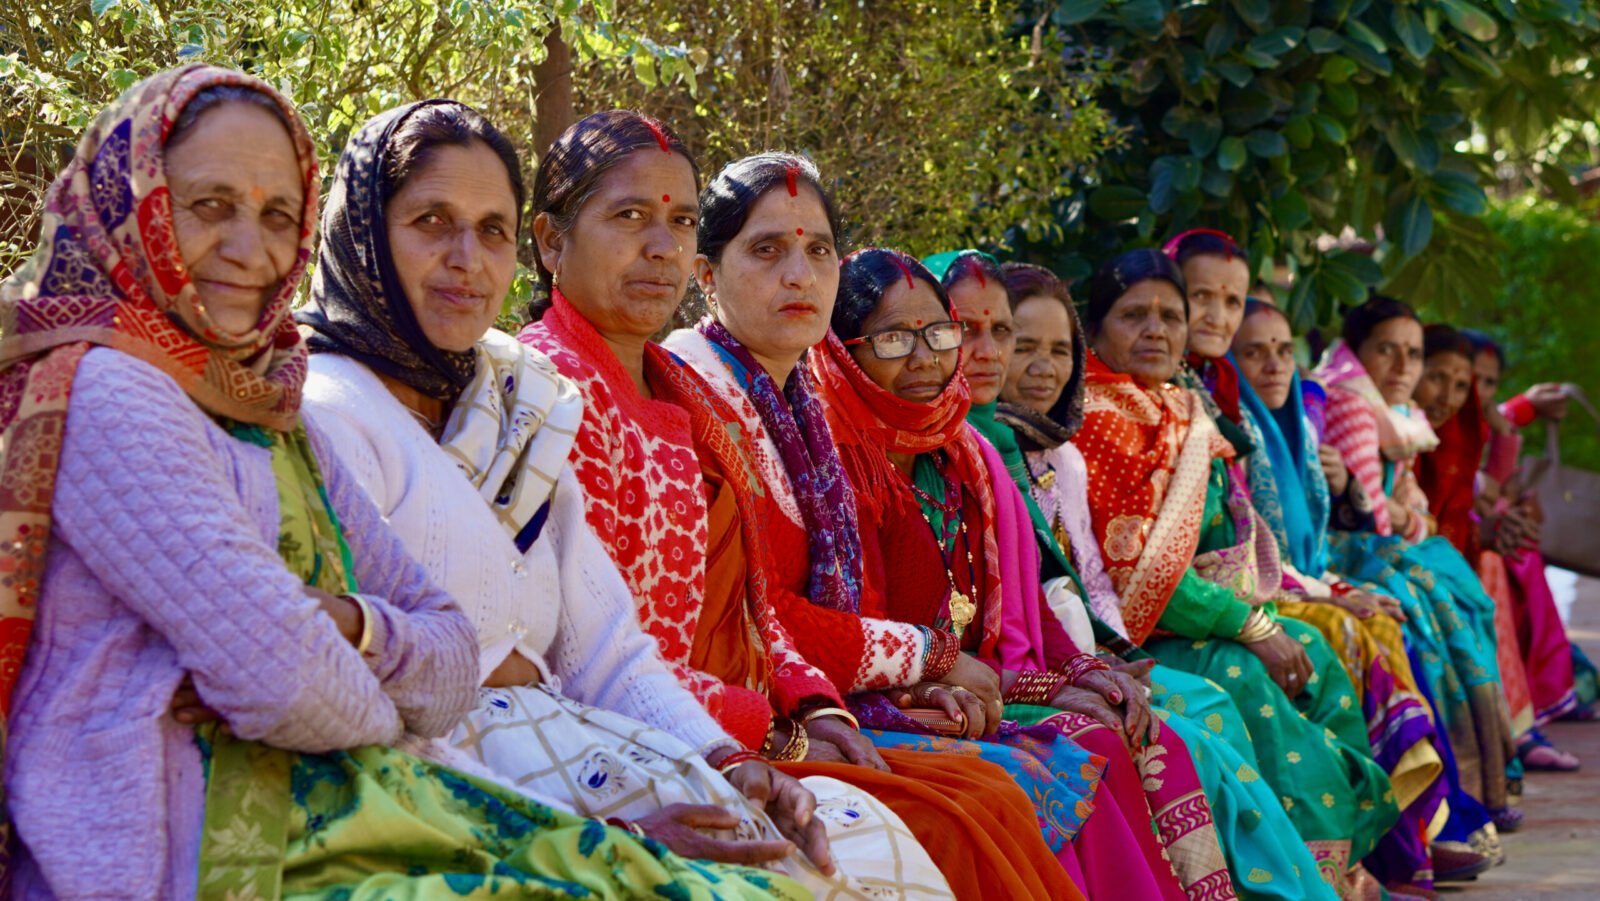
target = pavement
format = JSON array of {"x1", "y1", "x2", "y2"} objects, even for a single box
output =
[{"x1": 1443, "y1": 571, "x2": 1600, "y2": 901}]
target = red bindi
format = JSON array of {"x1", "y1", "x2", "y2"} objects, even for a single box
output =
[
  {"x1": 916, "y1": 319, "x2": 923, "y2": 326},
  {"x1": 662, "y1": 194, "x2": 670, "y2": 203},
  {"x1": 796, "y1": 228, "x2": 804, "y2": 235}
]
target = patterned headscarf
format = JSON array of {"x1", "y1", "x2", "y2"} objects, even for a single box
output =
[
  {"x1": 0, "y1": 64, "x2": 318, "y2": 884},
  {"x1": 697, "y1": 317, "x2": 864, "y2": 613},
  {"x1": 297, "y1": 100, "x2": 481, "y2": 401}
]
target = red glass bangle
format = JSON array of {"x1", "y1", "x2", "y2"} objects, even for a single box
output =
[
  {"x1": 1059, "y1": 653, "x2": 1111, "y2": 687},
  {"x1": 715, "y1": 749, "x2": 763, "y2": 774},
  {"x1": 922, "y1": 628, "x2": 961, "y2": 681}
]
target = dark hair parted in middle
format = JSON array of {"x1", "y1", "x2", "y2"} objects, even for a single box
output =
[
  {"x1": 832, "y1": 248, "x2": 948, "y2": 341},
  {"x1": 934, "y1": 251, "x2": 1010, "y2": 306},
  {"x1": 1423, "y1": 323, "x2": 1476, "y2": 361},
  {"x1": 381, "y1": 101, "x2": 525, "y2": 229},
  {"x1": 1340, "y1": 293, "x2": 1418, "y2": 352},
  {"x1": 1164, "y1": 228, "x2": 1245, "y2": 267},
  {"x1": 698, "y1": 153, "x2": 842, "y2": 263},
  {"x1": 1242, "y1": 297, "x2": 1288, "y2": 326},
  {"x1": 1082, "y1": 248, "x2": 1187, "y2": 338}
]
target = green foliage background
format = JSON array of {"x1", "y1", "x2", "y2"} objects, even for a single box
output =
[{"x1": 1473, "y1": 195, "x2": 1600, "y2": 471}]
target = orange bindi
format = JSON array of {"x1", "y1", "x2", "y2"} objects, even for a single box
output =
[{"x1": 250, "y1": 185, "x2": 266, "y2": 203}]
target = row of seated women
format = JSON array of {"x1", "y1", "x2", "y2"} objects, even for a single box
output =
[{"x1": 0, "y1": 63, "x2": 1582, "y2": 901}]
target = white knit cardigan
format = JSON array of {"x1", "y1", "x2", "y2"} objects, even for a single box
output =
[{"x1": 304, "y1": 353, "x2": 728, "y2": 752}]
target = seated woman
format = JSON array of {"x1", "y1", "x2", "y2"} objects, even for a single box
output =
[
  {"x1": 295, "y1": 100, "x2": 934, "y2": 898},
  {"x1": 1072, "y1": 249, "x2": 1400, "y2": 895},
  {"x1": 516, "y1": 111, "x2": 1076, "y2": 901},
  {"x1": 1314, "y1": 296, "x2": 1520, "y2": 850},
  {"x1": 1167, "y1": 231, "x2": 1443, "y2": 894},
  {"x1": 805, "y1": 246, "x2": 1233, "y2": 901},
  {"x1": 1462, "y1": 328, "x2": 1585, "y2": 729},
  {"x1": 665, "y1": 155, "x2": 1226, "y2": 901},
  {"x1": 0, "y1": 66, "x2": 802, "y2": 901},
  {"x1": 1231, "y1": 302, "x2": 1456, "y2": 895},
  {"x1": 994, "y1": 261, "x2": 1342, "y2": 901},
  {"x1": 1414, "y1": 326, "x2": 1579, "y2": 771}
]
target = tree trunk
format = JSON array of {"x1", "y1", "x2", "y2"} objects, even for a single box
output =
[{"x1": 533, "y1": 24, "x2": 574, "y2": 161}]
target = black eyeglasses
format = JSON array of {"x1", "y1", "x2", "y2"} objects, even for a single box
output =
[{"x1": 842, "y1": 320, "x2": 965, "y2": 360}]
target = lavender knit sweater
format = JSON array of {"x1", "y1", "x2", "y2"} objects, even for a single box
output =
[{"x1": 4, "y1": 348, "x2": 479, "y2": 900}]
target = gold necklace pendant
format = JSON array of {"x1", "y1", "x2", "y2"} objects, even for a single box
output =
[
  {"x1": 1036, "y1": 467, "x2": 1057, "y2": 490},
  {"x1": 948, "y1": 588, "x2": 976, "y2": 632}
]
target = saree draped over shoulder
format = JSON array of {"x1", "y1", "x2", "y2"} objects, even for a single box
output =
[
  {"x1": 520, "y1": 294, "x2": 1096, "y2": 901},
  {"x1": 1316, "y1": 346, "x2": 1517, "y2": 820},
  {"x1": 807, "y1": 327, "x2": 1232, "y2": 901},
  {"x1": 1416, "y1": 387, "x2": 1580, "y2": 727},
  {"x1": 994, "y1": 408, "x2": 1339, "y2": 901},
  {"x1": 1227, "y1": 359, "x2": 1445, "y2": 889},
  {"x1": 1076, "y1": 353, "x2": 1398, "y2": 892}
]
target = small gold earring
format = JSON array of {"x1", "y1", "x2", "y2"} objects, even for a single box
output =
[{"x1": 552, "y1": 269, "x2": 561, "y2": 286}]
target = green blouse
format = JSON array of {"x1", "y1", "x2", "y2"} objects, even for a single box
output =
[{"x1": 1154, "y1": 457, "x2": 1256, "y2": 640}]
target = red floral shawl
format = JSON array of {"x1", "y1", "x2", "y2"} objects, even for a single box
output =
[
  {"x1": 1416, "y1": 383, "x2": 1488, "y2": 557},
  {"x1": 1076, "y1": 352, "x2": 1234, "y2": 643},
  {"x1": 519, "y1": 293, "x2": 838, "y2": 747},
  {"x1": 810, "y1": 331, "x2": 1003, "y2": 658}
]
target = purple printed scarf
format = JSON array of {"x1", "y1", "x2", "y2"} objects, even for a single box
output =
[{"x1": 698, "y1": 318, "x2": 865, "y2": 613}]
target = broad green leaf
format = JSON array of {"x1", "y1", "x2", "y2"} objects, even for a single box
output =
[
  {"x1": 1117, "y1": 0, "x2": 1169, "y2": 36},
  {"x1": 1172, "y1": 155, "x2": 1202, "y2": 191},
  {"x1": 1203, "y1": 18, "x2": 1237, "y2": 59},
  {"x1": 1324, "y1": 249, "x2": 1385, "y2": 285},
  {"x1": 90, "y1": 0, "x2": 118, "y2": 15},
  {"x1": 1311, "y1": 113, "x2": 1349, "y2": 143},
  {"x1": 632, "y1": 54, "x2": 657, "y2": 88},
  {"x1": 1284, "y1": 117, "x2": 1315, "y2": 148},
  {"x1": 1054, "y1": 0, "x2": 1107, "y2": 25},
  {"x1": 1187, "y1": 117, "x2": 1223, "y2": 156},
  {"x1": 1230, "y1": 0, "x2": 1271, "y2": 25},
  {"x1": 1248, "y1": 26, "x2": 1305, "y2": 57},
  {"x1": 1428, "y1": 170, "x2": 1488, "y2": 216},
  {"x1": 1390, "y1": 5, "x2": 1434, "y2": 59},
  {"x1": 1201, "y1": 166, "x2": 1235, "y2": 198},
  {"x1": 1320, "y1": 55, "x2": 1358, "y2": 83},
  {"x1": 1272, "y1": 189, "x2": 1311, "y2": 232},
  {"x1": 1149, "y1": 158, "x2": 1177, "y2": 214},
  {"x1": 1394, "y1": 194, "x2": 1435, "y2": 257},
  {"x1": 1324, "y1": 79, "x2": 1358, "y2": 116},
  {"x1": 1088, "y1": 185, "x2": 1149, "y2": 222},
  {"x1": 1215, "y1": 62, "x2": 1254, "y2": 87},
  {"x1": 1246, "y1": 129, "x2": 1288, "y2": 157},
  {"x1": 1306, "y1": 27, "x2": 1345, "y2": 52},
  {"x1": 1217, "y1": 136, "x2": 1248, "y2": 171},
  {"x1": 1344, "y1": 19, "x2": 1387, "y2": 53},
  {"x1": 1342, "y1": 41, "x2": 1393, "y2": 75},
  {"x1": 1386, "y1": 120, "x2": 1440, "y2": 173},
  {"x1": 1441, "y1": 0, "x2": 1500, "y2": 40}
]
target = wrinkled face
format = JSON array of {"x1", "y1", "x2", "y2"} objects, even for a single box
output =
[
  {"x1": 696, "y1": 184, "x2": 837, "y2": 376},
  {"x1": 1231, "y1": 309, "x2": 1296, "y2": 410},
  {"x1": 1001, "y1": 294, "x2": 1074, "y2": 415},
  {"x1": 948, "y1": 275, "x2": 1014, "y2": 406},
  {"x1": 1356, "y1": 316, "x2": 1424, "y2": 406},
  {"x1": 1473, "y1": 350, "x2": 1501, "y2": 402},
  {"x1": 386, "y1": 141, "x2": 518, "y2": 352},
  {"x1": 849, "y1": 279, "x2": 960, "y2": 404},
  {"x1": 1414, "y1": 351, "x2": 1476, "y2": 428},
  {"x1": 165, "y1": 101, "x2": 305, "y2": 334},
  {"x1": 535, "y1": 149, "x2": 699, "y2": 339},
  {"x1": 1183, "y1": 252, "x2": 1251, "y2": 358},
  {"x1": 1091, "y1": 279, "x2": 1187, "y2": 388}
]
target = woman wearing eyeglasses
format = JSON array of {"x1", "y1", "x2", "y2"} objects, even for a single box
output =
[{"x1": 809, "y1": 247, "x2": 1211, "y2": 901}]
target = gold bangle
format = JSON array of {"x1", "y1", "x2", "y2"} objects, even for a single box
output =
[
  {"x1": 768, "y1": 718, "x2": 810, "y2": 762},
  {"x1": 347, "y1": 594, "x2": 376, "y2": 656},
  {"x1": 1236, "y1": 610, "x2": 1284, "y2": 645},
  {"x1": 799, "y1": 706, "x2": 860, "y2": 731}
]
